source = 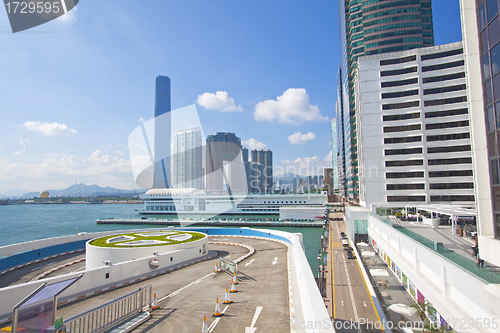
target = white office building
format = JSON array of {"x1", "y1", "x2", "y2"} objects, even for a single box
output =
[
  {"x1": 172, "y1": 128, "x2": 203, "y2": 189},
  {"x1": 355, "y1": 42, "x2": 476, "y2": 210}
]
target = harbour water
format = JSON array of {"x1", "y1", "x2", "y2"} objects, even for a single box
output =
[{"x1": 0, "y1": 204, "x2": 324, "y2": 273}]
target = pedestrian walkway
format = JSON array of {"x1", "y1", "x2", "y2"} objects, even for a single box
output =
[
  {"x1": 386, "y1": 217, "x2": 500, "y2": 281},
  {"x1": 358, "y1": 243, "x2": 422, "y2": 332}
]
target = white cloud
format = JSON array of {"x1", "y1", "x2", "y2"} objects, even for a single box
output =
[
  {"x1": 14, "y1": 139, "x2": 31, "y2": 155},
  {"x1": 24, "y1": 121, "x2": 76, "y2": 136},
  {"x1": 56, "y1": 6, "x2": 77, "y2": 24},
  {"x1": 197, "y1": 91, "x2": 242, "y2": 112},
  {"x1": 288, "y1": 131, "x2": 316, "y2": 145},
  {"x1": 242, "y1": 138, "x2": 268, "y2": 150},
  {"x1": 254, "y1": 88, "x2": 328, "y2": 124},
  {"x1": 139, "y1": 117, "x2": 145, "y2": 123},
  {"x1": 0, "y1": 150, "x2": 135, "y2": 192},
  {"x1": 275, "y1": 152, "x2": 332, "y2": 177}
]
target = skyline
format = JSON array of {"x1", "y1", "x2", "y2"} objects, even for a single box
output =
[{"x1": 0, "y1": 1, "x2": 462, "y2": 193}]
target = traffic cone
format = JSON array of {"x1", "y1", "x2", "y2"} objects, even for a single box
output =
[
  {"x1": 202, "y1": 315, "x2": 208, "y2": 333},
  {"x1": 224, "y1": 288, "x2": 232, "y2": 304},
  {"x1": 232, "y1": 272, "x2": 238, "y2": 285},
  {"x1": 214, "y1": 262, "x2": 219, "y2": 272},
  {"x1": 230, "y1": 281, "x2": 237, "y2": 293},
  {"x1": 214, "y1": 298, "x2": 222, "y2": 317},
  {"x1": 152, "y1": 293, "x2": 158, "y2": 310}
]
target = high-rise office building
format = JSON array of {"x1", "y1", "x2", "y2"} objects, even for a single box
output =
[
  {"x1": 336, "y1": 0, "x2": 435, "y2": 200},
  {"x1": 172, "y1": 128, "x2": 203, "y2": 189},
  {"x1": 355, "y1": 42, "x2": 475, "y2": 209},
  {"x1": 331, "y1": 118, "x2": 339, "y2": 193},
  {"x1": 460, "y1": 0, "x2": 500, "y2": 267},
  {"x1": 153, "y1": 75, "x2": 172, "y2": 189},
  {"x1": 250, "y1": 149, "x2": 273, "y2": 193},
  {"x1": 206, "y1": 132, "x2": 246, "y2": 192}
]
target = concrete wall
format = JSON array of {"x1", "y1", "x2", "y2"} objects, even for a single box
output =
[
  {"x1": 345, "y1": 207, "x2": 500, "y2": 333},
  {"x1": 85, "y1": 233, "x2": 207, "y2": 269}
]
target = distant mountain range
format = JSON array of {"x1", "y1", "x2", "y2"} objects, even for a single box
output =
[{"x1": 0, "y1": 184, "x2": 146, "y2": 199}]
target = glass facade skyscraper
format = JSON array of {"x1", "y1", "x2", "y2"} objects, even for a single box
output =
[
  {"x1": 336, "y1": 0, "x2": 435, "y2": 200},
  {"x1": 153, "y1": 75, "x2": 172, "y2": 189}
]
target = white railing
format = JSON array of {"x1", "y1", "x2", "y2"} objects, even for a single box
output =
[{"x1": 65, "y1": 285, "x2": 152, "y2": 333}]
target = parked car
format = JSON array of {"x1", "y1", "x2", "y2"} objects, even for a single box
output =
[
  {"x1": 346, "y1": 251, "x2": 355, "y2": 259},
  {"x1": 340, "y1": 232, "x2": 346, "y2": 238}
]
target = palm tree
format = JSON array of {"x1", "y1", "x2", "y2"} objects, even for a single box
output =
[{"x1": 410, "y1": 301, "x2": 436, "y2": 333}]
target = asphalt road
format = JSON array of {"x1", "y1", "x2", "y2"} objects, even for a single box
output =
[{"x1": 330, "y1": 219, "x2": 383, "y2": 333}]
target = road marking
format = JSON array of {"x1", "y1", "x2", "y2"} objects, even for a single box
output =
[
  {"x1": 341, "y1": 301, "x2": 344, "y2": 306},
  {"x1": 72, "y1": 266, "x2": 86, "y2": 273},
  {"x1": 158, "y1": 272, "x2": 215, "y2": 303},
  {"x1": 363, "y1": 301, "x2": 367, "y2": 307},
  {"x1": 208, "y1": 305, "x2": 229, "y2": 332},
  {"x1": 342, "y1": 240, "x2": 360, "y2": 324},
  {"x1": 31, "y1": 262, "x2": 55, "y2": 272},
  {"x1": 245, "y1": 259, "x2": 255, "y2": 266},
  {"x1": 272, "y1": 257, "x2": 278, "y2": 265},
  {"x1": 245, "y1": 306, "x2": 263, "y2": 333}
]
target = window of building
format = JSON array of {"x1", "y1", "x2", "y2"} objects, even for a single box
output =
[
  {"x1": 384, "y1": 136, "x2": 421, "y2": 144},
  {"x1": 425, "y1": 120, "x2": 469, "y2": 130},
  {"x1": 421, "y1": 60, "x2": 464, "y2": 72},
  {"x1": 491, "y1": 159, "x2": 500, "y2": 184},
  {"x1": 485, "y1": 80, "x2": 494, "y2": 105},
  {"x1": 483, "y1": 54, "x2": 492, "y2": 82},
  {"x1": 423, "y1": 84, "x2": 466, "y2": 95},
  {"x1": 380, "y1": 66, "x2": 418, "y2": 77},
  {"x1": 481, "y1": 29, "x2": 489, "y2": 56},
  {"x1": 491, "y1": 43, "x2": 500, "y2": 76},
  {"x1": 424, "y1": 96, "x2": 467, "y2": 107},
  {"x1": 428, "y1": 157, "x2": 472, "y2": 165},
  {"x1": 382, "y1": 89, "x2": 419, "y2": 99},
  {"x1": 478, "y1": 2, "x2": 487, "y2": 31},
  {"x1": 496, "y1": 101, "x2": 500, "y2": 128},
  {"x1": 381, "y1": 78, "x2": 418, "y2": 88},
  {"x1": 383, "y1": 124, "x2": 421, "y2": 133},
  {"x1": 488, "y1": 0, "x2": 499, "y2": 23},
  {"x1": 494, "y1": 74, "x2": 500, "y2": 101},
  {"x1": 385, "y1": 148, "x2": 423, "y2": 156},
  {"x1": 425, "y1": 108, "x2": 468, "y2": 118},
  {"x1": 380, "y1": 55, "x2": 417, "y2": 66},
  {"x1": 428, "y1": 170, "x2": 473, "y2": 177},
  {"x1": 383, "y1": 112, "x2": 420, "y2": 121},
  {"x1": 487, "y1": 105, "x2": 496, "y2": 132},
  {"x1": 386, "y1": 171, "x2": 424, "y2": 179},
  {"x1": 429, "y1": 183, "x2": 474, "y2": 189},
  {"x1": 427, "y1": 145, "x2": 471, "y2": 153},
  {"x1": 386, "y1": 183, "x2": 425, "y2": 190},
  {"x1": 420, "y1": 48, "x2": 463, "y2": 61},
  {"x1": 422, "y1": 72, "x2": 465, "y2": 84},
  {"x1": 427, "y1": 133, "x2": 470, "y2": 142},
  {"x1": 430, "y1": 195, "x2": 475, "y2": 202},
  {"x1": 385, "y1": 159, "x2": 423, "y2": 167},
  {"x1": 382, "y1": 101, "x2": 420, "y2": 110},
  {"x1": 387, "y1": 196, "x2": 425, "y2": 202}
]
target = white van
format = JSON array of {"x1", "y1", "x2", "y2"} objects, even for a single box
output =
[{"x1": 342, "y1": 239, "x2": 349, "y2": 247}]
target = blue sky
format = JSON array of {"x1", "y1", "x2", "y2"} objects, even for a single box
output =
[{"x1": 0, "y1": 0, "x2": 462, "y2": 193}]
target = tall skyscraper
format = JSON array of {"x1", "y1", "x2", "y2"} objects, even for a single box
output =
[
  {"x1": 460, "y1": 0, "x2": 500, "y2": 267},
  {"x1": 336, "y1": 0, "x2": 435, "y2": 200},
  {"x1": 153, "y1": 75, "x2": 172, "y2": 189},
  {"x1": 206, "y1": 132, "x2": 246, "y2": 192},
  {"x1": 172, "y1": 128, "x2": 203, "y2": 189},
  {"x1": 331, "y1": 118, "x2": 339, "y2": 193},
  {"x1": 250, "y1": 149, "x2": 273, "y2": 193}
]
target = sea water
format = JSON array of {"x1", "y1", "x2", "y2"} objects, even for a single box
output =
[{"x1": 0, "y1": 204, "x2": 323, "y2": 274}]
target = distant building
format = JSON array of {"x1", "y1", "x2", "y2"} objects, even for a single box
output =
[
  {"x1": 153, "y1": 75, "x2": 171, "y2": 189},
  {"x1": 172, "y1": 128, "x2": 203, "y2": 189},
  {"x1": 206, "y1": 132, "x2": 246, "y2": 192},
  {"x1": 250, "y1": 149, "x2": 273, "y2": 192},
  {"x1": 323, "y1": 168, "x2": 334, "y2": 194}
]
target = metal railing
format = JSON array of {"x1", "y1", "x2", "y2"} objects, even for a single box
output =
[{"x1": 65, "y1": 285, "x2": 152, "y2": 333}]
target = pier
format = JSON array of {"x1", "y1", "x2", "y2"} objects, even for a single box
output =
[{"x1": 96, "y1": 218, "x2": 326, "y2": 227}]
